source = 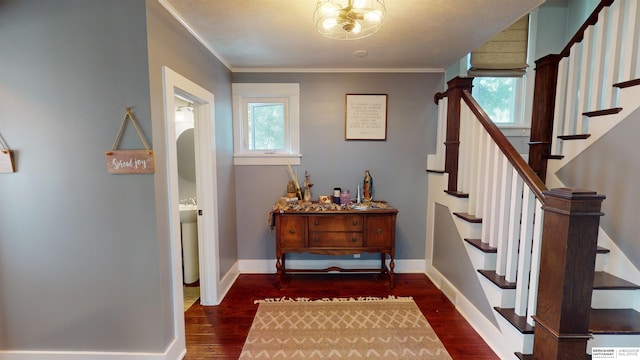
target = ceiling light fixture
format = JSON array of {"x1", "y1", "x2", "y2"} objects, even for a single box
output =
[{"x1": 314, "y1": 0, "x2": 385, "y2": 40}]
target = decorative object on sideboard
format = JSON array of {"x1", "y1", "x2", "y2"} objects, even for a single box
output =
[
  {"x1": 0, "y1": 131, "x2": 15, "y2": 173},
  {"x1": 332, "y1": 187, "x2": 342, "y2": 204},
  {"x1": 286, "y1": 180, "x2": 297, "y2": 198},
  {"x1": 363, "y1": 169, "x2": 373, "y2": 202},
  {"x1": 340, "y1": 189, "x2": 351, "y2": 206},
  {"x1": 285, "y1": 160, "x2": 303, "y2": 199},
  {"x1": 303, "y1": 171, "x2": 313, "y2": 201},
  {"x1": 105, "y1": 107, "x2": 155, "y2": 174}
]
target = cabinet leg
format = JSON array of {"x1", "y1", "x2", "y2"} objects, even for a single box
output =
[
  {"x1": 275, "y1": 255, "x2": 282, "y2": 289},
  {"x1": 389, "y1": 256, "x2": 395, "y2": 289}
]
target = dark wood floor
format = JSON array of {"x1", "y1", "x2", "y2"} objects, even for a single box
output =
[{"x1": 184, "y1": 273, "x2": 499, "y2": 359}]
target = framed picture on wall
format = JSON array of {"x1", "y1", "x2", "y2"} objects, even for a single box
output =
[{"x1": 345, "y1": 94, "x2": 388, "y2": 140}]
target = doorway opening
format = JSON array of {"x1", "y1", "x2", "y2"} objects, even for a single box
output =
[
  {"x1": 175, "y1": 97, "x2": 200, "y2": 311},
  {"x1": 163, "y1": 66, "x2": 221, "y2": 351}
]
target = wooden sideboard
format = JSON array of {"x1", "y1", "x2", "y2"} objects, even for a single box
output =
[{"x1": 273, "y1": 207, "x2": 398, "y2": 288}]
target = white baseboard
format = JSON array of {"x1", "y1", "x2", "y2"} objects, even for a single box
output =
[
  {"x1": 0, "y1": 334, "x2": 185, "y2": 360},
  {"x1": 238, "y1": 258, "x2": 426, "y2": 274},
  {"x1": 425, "y1": 265, "x2": 528, "y2": 359},
  {"x1": 0, "y1": 350, "x2": 176, "y2": 360}
]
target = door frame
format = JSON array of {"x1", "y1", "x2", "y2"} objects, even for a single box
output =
[{"x1": 162, "y1": 65, "x2": 221, "y2": 348}]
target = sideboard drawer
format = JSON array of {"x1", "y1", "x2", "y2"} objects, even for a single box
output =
[
  {"x1": 365, "y1": 215, "x2": 394, "y2": 247},
  {"x1": 308, "y1": 215, "x2": 364, "y2": 232},
  {"x1": 308, "y1": 232, "x2": 363, "y2": 247},
  {"x1": 277, "y1": 216, "x2": 306, "y2": 247}
]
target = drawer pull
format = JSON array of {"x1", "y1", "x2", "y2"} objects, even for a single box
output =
[
  {"x1": 352, "y1": 220, "x2": 358, "y2": 226},
  {"x1": 377, "y1": 228, "x2": 383, "y2": 234},
  {"x1": 351, "y1": 238, "x2": 358, "y2": 243},
  {"x1": 314, "y1": 238, "x2": 320, "y2": 243},
  {"x1": 289, "y1": 229, "x2": 296, "y2": 234},
  {"x1": 314, "y1": 220, "x2": 320, "y2": 226}
]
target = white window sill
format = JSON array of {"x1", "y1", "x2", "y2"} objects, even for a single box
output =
[
  {"x1": 233, "y1": 153, "x2": 302, "y2": 166},
  {"x1": 497, "y1": 126, "x2": 530, "y2": 137}
]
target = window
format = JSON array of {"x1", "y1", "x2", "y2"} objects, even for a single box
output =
[
  {"x1": 473, "y1": 77, "x2": 524, "y2": 125},
  {"x1": 232, "y1": 83, "x2": 300, "y2": 165},
  {"x1": 467, "y1": 13, "x2": 532, "y2": 129}
]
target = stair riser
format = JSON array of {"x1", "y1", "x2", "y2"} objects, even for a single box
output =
[
  {"x1": 453, "y1": 218, "x2": 482, "y2": 239},
  {"x1": 478, "y1": 274, "x2": 515, "y2": 308},
  {"x1": 464, "y1": 243, "x2": 496, "y2": 270},
  {"x1": 595, "y1": 252, "x2": 606, "y2": 271},
  {"x1": 592, "y1": 289, "x2": 640, "y2": 309},
  {"x1": 495, "y1": 314, "x2": 534, "y2": 355}
]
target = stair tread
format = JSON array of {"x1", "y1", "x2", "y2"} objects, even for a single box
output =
[
  {"x1": 444, "y1": 190, "x2": 469, "y2": 198},
  {"x1": 613, "y1": 78, "x2": 640, "y2": 88},
  {"x1": 479, "y1": 270, "x2": 516, "y2": 289},
  {"x1": 453, "y1": 212, "x2": 482, "y2": 223},
  {"x1": 557, "y1": 134, "x2": 591, "y2": 140},
  {"x1": 590, "y1": 308, "x2": 640, "y2": 334},
  {"x1": 497, "y1": 307, "x2": 640, "y2": 335},
  {"x1": 544, "y1": 154, "x2": 565, "y2": 160},
  {"x1": 582, "y1": 107, "x2": 623, "y2": 117},
  {"x1": 464, "y1": 238, "x2": 497, "y2": 253},
  {"x1": 494, "y1": 307, "x2": 535, "y2": 334},
  {"x1": 594, "y1": 271, "x2": 640, "y2": 289}
]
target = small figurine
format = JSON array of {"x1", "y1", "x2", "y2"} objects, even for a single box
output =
[
  {"x1": 303, "y1": 171, "x2": 314, "y2": 202},
  {"x1": 363, "y1": 170, "x2": 373, "y2": 202}
]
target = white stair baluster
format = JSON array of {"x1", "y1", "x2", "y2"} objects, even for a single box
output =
[
  {"x1": 526, "y1": 199, "x2": 544, "y2": 326},
  {"x1": 514, "y1": 188, "x2": 536, "y2": 317},
  {"x1": 505, "y1": 172, "x2": 524, "y2": 283},
  {"x1": 495, "y1": 160, "x2": 513, "y2": 277}
]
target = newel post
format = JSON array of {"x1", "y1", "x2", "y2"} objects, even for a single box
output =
[
  {"x1": 528, "y1": 54, "x2": 562, "y2": 182},
  {"x1": 533, "y1": 188, "x2": 605, "y2": 359},
  {"x1": 444, "y1": 77, "x2": 474, "y2": 192}
]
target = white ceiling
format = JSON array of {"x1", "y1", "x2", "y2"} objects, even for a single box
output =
[{"x1": 161, "y1": 0, "x2": 546, "y2": 72}]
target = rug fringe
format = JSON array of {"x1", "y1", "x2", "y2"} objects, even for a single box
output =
[{"x1": 254, "y1": 295, "x2": 413, "y2": 304}]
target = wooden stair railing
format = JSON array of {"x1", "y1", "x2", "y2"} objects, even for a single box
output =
[
  {"x1": 528, "y1": 0, "x2": 639, "y2": 181},
  {"x1": 437, "y1": 76, "x2": 608, "y2": 359},
  {"x1": 532, "y1": 189, "x2": 605, "y2": 359}
]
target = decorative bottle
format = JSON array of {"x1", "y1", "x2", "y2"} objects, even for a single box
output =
[{"x1": 363, "y1": 170, "x2": 373, "y2": 202}]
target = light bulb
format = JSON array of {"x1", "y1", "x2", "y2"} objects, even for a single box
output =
[
  {"x1": 353, "y1": 0, "x2": 366, "y2": 9},
  {"x1": 322, "y1": 18, "x2": 338, "y2": 30},
  {"x1": 352, "y1": 21, "x2": 362, "y2": 34},
  {"x1": 320, "y1": 3, "x2": 340, "y2": 17},
  {"x1": 364, "y1": 10, "x2": 382, "y2": 22}
]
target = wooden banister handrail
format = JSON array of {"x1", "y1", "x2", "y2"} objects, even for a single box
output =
[
  {"x1": 461, "y1": 90, "x2": 548, "y2": 202},
  {"x1": 559, "y1": 0, "x2": 614, "y2": 57}
]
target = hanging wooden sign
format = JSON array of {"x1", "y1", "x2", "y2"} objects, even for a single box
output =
[
  {"x1": 105, "y1": 107, "x2": 155, "y2": 174},
  {"x1": 0, "y1": 150, "x2": 14, "y2": 173},
  {"x1": 0, "y1": 133, "x2": 14, "y2": 173}
]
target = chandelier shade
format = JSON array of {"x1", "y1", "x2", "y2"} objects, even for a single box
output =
[{"x1": 314, "y1": 0, "x2": 386, "y2": 40}]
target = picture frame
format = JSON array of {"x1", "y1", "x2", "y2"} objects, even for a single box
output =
[{"x1": 345, "y1": 94, "x2": 388, "y2": 140}]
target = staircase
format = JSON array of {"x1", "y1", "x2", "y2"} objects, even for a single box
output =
[{"x1": 426, "y1": 0, "x2": 640, "y2": 358}]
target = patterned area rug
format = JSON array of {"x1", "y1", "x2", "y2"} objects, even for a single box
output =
[{"x1": 240, "y1": 296, "x2": 452, "y2": 359}]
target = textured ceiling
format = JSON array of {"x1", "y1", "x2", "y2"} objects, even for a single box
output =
[{"x1": 161, "y1": 0, "x2": 545, "y2": 72}]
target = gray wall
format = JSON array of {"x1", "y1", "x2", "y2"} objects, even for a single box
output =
[
  {"x1": 556, "y1": 108, "x2": 640, "y2": 270},
  {"x1": 433, "y1": 204, "x2": 498, "y2": 327},
  {"x1": 231, "y1": 72, "x2": 444, "y2": 261},
  {"x1": 0, "y1": 0, "x2": 163, "y2": 351},
  {"x1": 0, "y1": 0, "x2": 237, "y2": 353},
  {"x1": 145, "y1": 0, "x2": 238, "y2": 281}
]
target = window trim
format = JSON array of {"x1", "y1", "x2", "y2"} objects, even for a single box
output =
[{"x1": 232, "y1": 83, "x2": 301, "y2": 165}]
